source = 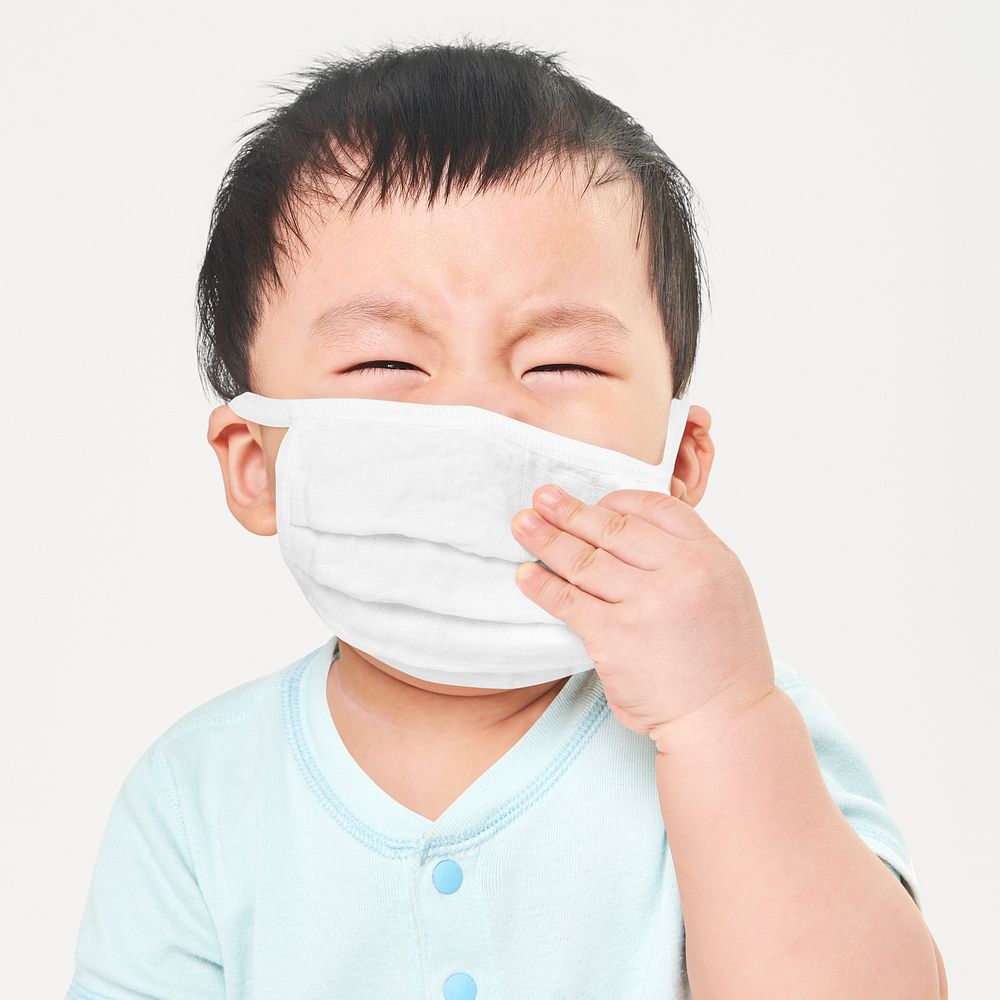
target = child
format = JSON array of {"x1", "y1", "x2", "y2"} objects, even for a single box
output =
[{"x1": 65, "y1": 40, "x2": 946, "y2": 1000}]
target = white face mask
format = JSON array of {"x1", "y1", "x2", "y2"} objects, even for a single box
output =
[{"x1": 226, "y1": 391, "x2": 692, "y2": 689}]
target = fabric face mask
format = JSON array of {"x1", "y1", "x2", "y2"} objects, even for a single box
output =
[{"x1": 226, "y1": 391, "x2": 692, "y2": 689}]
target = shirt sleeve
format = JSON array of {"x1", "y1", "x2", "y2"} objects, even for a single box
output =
[
  {"x1": 773, "y1": 659, "x2": 923, "y2": 913},
  {"x1": 65, "y1": 741, "x2": 225, "y2": 1000}
]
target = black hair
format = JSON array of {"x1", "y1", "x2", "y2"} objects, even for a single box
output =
[{"x1": 195, "y1": 38, "x2": 709, "y2": 402}]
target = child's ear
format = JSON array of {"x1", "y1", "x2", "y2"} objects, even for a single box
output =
[
  {"x1": 206, "y1": 404, "x2": 278, "y2": 536},
  {"x1": 671, "y1": 404, "x2": 715, "y2": 507}
]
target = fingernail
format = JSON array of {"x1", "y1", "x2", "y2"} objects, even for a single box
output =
[{"x1": 536, "y1": 484, "x2": 563, "y2": 505}]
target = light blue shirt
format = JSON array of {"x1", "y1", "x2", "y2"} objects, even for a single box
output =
[{"x1": 66, "y1": 635, "x2": 921, "y2": 1000}]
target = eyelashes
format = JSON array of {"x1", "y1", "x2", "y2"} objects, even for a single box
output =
[
  {"x1": 527, "y1": 364, "x2": 603, "y2": 378},
  {"x1": 346, "y1": 361, "x2": 603, "y2": 377}
]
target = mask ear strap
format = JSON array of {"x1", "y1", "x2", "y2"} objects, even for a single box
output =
[
  {"x1": 659, "y1": 399, "x2": 691, "y2": 472},
  {"x1": 227, "y1": 391, "x2": 294, "y2": 428}
]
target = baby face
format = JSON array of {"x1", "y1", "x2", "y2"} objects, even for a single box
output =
[{"x1": 211, "y1": 154, "x2": 713, "y2": 537}]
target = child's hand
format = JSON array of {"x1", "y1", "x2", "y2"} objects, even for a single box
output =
[{"x1": 511, "y1": 484, "x2": 776, "y2": 750}]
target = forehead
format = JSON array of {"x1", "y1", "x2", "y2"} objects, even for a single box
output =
[
  {"x1": 253, "y1": 156, "x2": 661, "y2": 367},
  {"x1": 284, "y1": 156, "x2": 646, "y2": 283}
]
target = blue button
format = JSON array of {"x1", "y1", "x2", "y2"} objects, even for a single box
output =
[
  {"x1": 443, "y1": 971, "x2": 477, "y2": 999},
  {"x1": 432, "y1": 859, "x2": 463, "y2": 894}
]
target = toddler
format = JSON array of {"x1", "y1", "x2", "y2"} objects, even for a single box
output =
[{"x1": 65, "y1": 40, "x2": 945, "y2": 1000}]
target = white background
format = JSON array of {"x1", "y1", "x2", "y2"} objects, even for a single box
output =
[{"x1": 2, "y1": 1, "x2": 996, "y2": 995}]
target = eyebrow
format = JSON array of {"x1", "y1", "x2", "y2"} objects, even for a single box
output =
[{"x1": 306, "y1": 291, "x2": 632, "y2": 352}]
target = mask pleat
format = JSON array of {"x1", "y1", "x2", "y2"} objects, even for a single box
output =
[
  {"x1": 284, "y1": 557, "x2": 589, "y2": 682},
  {"x1": 283, "y1": 523, "x2": 553, "y2": 624}
]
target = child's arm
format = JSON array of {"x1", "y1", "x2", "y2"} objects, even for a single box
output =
[
  {"x1": 654, "y1": 687, "x2": 945, "y2": 999},
  {"x1": 511, "y1": 483, "x2": 944, "y2": 995},
  {"x1": 65, "y1": 743, "x2": 225, "y2": 1000}
]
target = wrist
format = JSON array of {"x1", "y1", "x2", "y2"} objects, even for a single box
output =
[{"x1": 649, "y1": 684, "x2": 783, "y2": 757}]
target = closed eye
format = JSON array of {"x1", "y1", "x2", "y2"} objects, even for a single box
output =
[
  {"x1": 527, "y1": 364, "x2": 603, "y2": 377},
  {"x1": 345, "y1": 361, "x2": 603, "y2": 377}
]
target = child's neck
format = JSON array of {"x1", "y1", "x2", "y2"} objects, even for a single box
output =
[{"x1": 330, "y1": 638, "x2": 569, "y2": 741}]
